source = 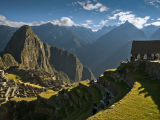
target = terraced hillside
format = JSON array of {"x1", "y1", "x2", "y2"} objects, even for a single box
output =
[
  {"x1": 88, "y1": 61, "x2": 160, "y2": 120},
  {"x1": 1, "y1": 60, "x2": 160, "y2": 120}
]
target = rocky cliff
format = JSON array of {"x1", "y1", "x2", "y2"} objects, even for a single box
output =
[{"x1": 0, "y1": 25, "x2": 95, "y2": 83}]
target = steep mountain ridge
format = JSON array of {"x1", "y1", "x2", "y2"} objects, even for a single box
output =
[
  {"x1": 0, "y1": 25, "x2": 95, "y2": 83},
  {"x1": 31, "y1": 23, "x2": 87, "y2": 53},
  {"x1": 66, "y1": 26, "x2": 97, "y2": 43}
]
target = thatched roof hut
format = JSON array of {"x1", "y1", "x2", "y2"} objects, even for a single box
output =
[{"x1": 131, "y1": 40, "x2": 160, "y2": 54}]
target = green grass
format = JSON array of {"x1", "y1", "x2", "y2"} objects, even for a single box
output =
[
  {"x1": 77, "y1": 88, "x2": 87, "y2": 95},
  {"x1": 66, "y1": 108, "x2": 81, "y2": 120},
  {"x1": 5, "y1": 73, "x2": 45, "y2": 88},
  {"x1": 69, "y1": 94, "x2": 79, "y2": 108},
  {"x1": 56, "y1": 108, "x2": 67, "y2": 119},
  {"x1": 36, "y1": 104, "x2": 55, "y2": 111},
  {"x1": 10, "y1": 97, "x2": 37, "y2": 102},
  {"x1": 80, "y1": 81, "x2": 91, "y2": 87},
  {"x1": 68, "y1": 101, "x2": 92, "y2": 120},
  {"x1": 77, "y1": 85, "x2": 102, "y2": 120},
  {"x1": 104, "y1": 69, "x2": 117, "y2": 72},
  {"x1": 88, "y1": 72, "x2": 160, "y2": 120},
  {"x1": 66, "y1": 104, "x2": 74, "y2": 115},
  {"x1": 102, "y1": 76, "x2": 130, "y2": 109},
  {"x1": 39, "y1": 91, "x2": 58, "y2": 100},
  {"x1": 70, "y1": 87, "x2": 87, "y2": 105}
]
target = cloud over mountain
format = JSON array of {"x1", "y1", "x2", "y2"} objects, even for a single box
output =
[
  {"x1": 0, "y1": 15, "x2": 78, "y2": 27},
  {"x1": 108, "y1": 11, "x2": 150, "y2": 29}
]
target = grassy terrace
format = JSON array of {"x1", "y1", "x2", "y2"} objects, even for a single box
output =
[
  {"x1": 71, "y1": 81, "x2": 102, "y2": 120},
  {"x1": 36, "y1": 103, "x2": 55, "y2": 112},
  {"x1": 39, "y1": 91, "x2": 58, "y2": 100},
  {"x1": 66, "y1": 104, "x2": 74, "y2": 115},
  {"x1": 5, "y1": 73, "x2": 45, "y2": 88},
  {"x1": 10, "y1": 97, "x2": 37, "y2": 102},
  {"x1": 102, "y1": 76, "x2": 130, "y2": 109},
  {"x1": 88, "y1": 72, "x2": 160, "y2": 120},
  {"x1": 56, "y1": 108, "x2": 67, "y2": 119}
]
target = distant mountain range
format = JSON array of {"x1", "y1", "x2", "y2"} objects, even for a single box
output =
[
  {"x1": 0, "y1": 25, "x2": 95, "y2": 83},
  {"x1": 66, "y1": 26, "x2": 97, "y2": 43},
  {"x1": 150, "y1": 27, "x2": 160, "y2": 40},
  {"x1": 94, "y1": 25, "x2": 117, "y2": 39},
  {"x1": 75, "y1": 21, "x2": 147, "y2": 77},
  {"x1": 0, "y1": 25, "x2": 17, "y2": 52},
  {"x1": 1, "y1": 22, "x2": 160, "y2": 78},
  {"x1": 31, "y1": 23, "x2": 87, "y2": 53},
  {"x1": 142, "y1": 25, "x2": 160, "y2": 39}
]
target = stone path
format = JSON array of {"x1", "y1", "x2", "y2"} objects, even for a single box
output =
[
  {"x1": 96, "y1": 83, "x2": 116, "y2": 104},
  {"x1": 88, "y1": 82, "x2": 116, "y2": 116}
]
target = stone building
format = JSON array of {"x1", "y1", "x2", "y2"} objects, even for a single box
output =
[
  {"x1": 0, "y1": 70, "x2": 4, "y2": 78},
  {"x1": 131, "y1": 40, "x2": 160, "y2": 60}
]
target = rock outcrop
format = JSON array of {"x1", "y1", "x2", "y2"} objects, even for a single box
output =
[{"x1": 0, "y1": 25, "x2": 95, "y2": 83}]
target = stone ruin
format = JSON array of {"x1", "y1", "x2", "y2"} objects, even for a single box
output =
[
  {"x1": 0, "y1": 70, "x2": 46, "y2": 103},
  {"x1": 6, "y1": 68, "x2": 65, "y2": 91}
]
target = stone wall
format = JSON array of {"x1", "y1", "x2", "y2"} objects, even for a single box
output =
[
  {"x1": 145, "y1": 61, "x2": 160, "y2": 79},
  {"x1": 103, "y1": 71, "x2": 134, "y2": 89},
  {"x1": 124, "y1": 75, "x2": 135, "y2": 88}
]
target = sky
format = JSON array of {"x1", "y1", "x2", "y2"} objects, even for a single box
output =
[{"x1": 0, "y1": 0, "x2": 160, "y2": 31}]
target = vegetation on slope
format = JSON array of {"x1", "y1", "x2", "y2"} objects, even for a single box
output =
[{"x1": 88, "y1": 72, "x2": 160, "y2": 120}]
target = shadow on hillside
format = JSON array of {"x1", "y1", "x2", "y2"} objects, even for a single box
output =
[{"x1": 133, "y1": 72, "x2": 160, "y2": 113}]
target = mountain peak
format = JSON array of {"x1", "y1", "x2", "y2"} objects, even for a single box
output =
[
  {"x1": 124, "y1": 20, "x2": 130, "y2": 24},
  {"x1": 19, "y1": 25, "x2": 31, "y2": 30}
]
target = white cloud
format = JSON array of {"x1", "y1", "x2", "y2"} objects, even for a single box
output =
[
  {"x1": 67, "y1": 2, "x2": 77, "y2": 6},
  {"x1": 99, "y1": 20, "x2": 108, "y2": 25},
  {"x1": 145, "y1": 21, "x2": 160, "y2": 26},
  {"x1": 81, "y1": 19, "x2": 93, "y2": 28},
  {"x1": 93, "y1": 24, "x2": 101, "y2": 27},
  {"x1": 111, "y1": 9, "x2": 121, "y2": 14},
  {"x1": 151, "y1": 19, "x2": 154, "y2": 20},
  {"x1": 81, "y1": 23, "x2": 92, "y2": 28},
  {"x1": 108, "y1": 11, "x2": 131, "y2": 20},
  {"x1": 86, "y1": 19, "x2": 93, "y2": 24},
  {"x1": 92, "y1": 29, "x2": 98, "y2": 32},
  {"x1": 77, "y1": 1, "x2": 109, "y2": 12},
  {"x1": 87, "y1": 0, "x2": 91, "y2": 4},
  {"x1": 52, "y1": 17, "x2": 78, "y2": 26},
  {"x1": 93, "y1": 0, "x2": 97, "y2": 2},
  {"x1": 69, "y1": 16, "x2": 73, "y2": 18},
  {"x1": 0, "y1": 15, "x2": 78, "y2": 27},
  {"x1": 77, "y1": 1, "x2": 86, "y2": 6},
  {"x1": 108, "y1": 11, "x2": 150, "y2": 29},
  {"x1": 0, "y1": 15, "x2": 6, "y2": 21},
  {"x1": 145, "y1": 0, "x2": 160, "y2": 8},
  {"x1": 157, "y1": 18, "x2": 160, "y2": 20}
]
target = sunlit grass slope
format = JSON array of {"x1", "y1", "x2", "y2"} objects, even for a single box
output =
[{"x1": 88, "y1": 72, "x2": 160, "y2": 120}]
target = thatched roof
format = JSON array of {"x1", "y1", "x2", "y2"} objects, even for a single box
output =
[{"x1": 131, "y1": 40, "x2": 160, "y2": 54}]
